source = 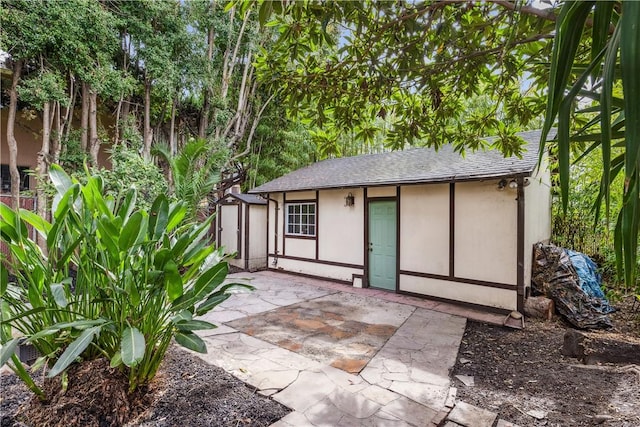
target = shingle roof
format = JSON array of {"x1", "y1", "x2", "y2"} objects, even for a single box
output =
[
  {"x1": 222, "y1": 193, "x2": 267, "y2": 205},
  {"x1": 249, "y1": 130, "x2": 548, "y2": 194}
]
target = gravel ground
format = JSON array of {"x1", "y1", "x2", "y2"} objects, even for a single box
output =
[{"x1": 0, "y1": 346, "x2": 290, "y2": 427}]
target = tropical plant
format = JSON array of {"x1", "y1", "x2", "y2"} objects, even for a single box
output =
[
  {"x1": 153, "y1": 138, "x2": 228, "y2": 221},
  {"x1": 541, "y1": 1, "x2": 639, "y2": 289},
  {"x1": 0, "y1": 165, "x2": 251, "y2": 395}
]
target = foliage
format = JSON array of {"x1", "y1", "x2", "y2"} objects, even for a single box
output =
[
  {"x1": 96, "y1": 144, "x2": 168, "y2": 211},
  {"x1": 252, "y1": 0, "x2": 553, "y2": 155},
  {"x1": 541, "y1": 1, "x2": 640, "y2": 289},
  {"x1": 551, "y1": 146, "x2": 626, "y2": 285},
  {"x1": 153, "y1": 138, "x2": 229, "y2": 221},
  {"x1": 0, "y1": 165, "x2": 251, "y2": 395}
]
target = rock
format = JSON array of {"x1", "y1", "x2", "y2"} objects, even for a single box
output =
[
  {"x1": 594, "y1": 414, "x2": 614, "y2": 424},
  {"x1": 562, "y1": 329, "x2": 640, "y2": 365},
  {"x1": 526, "y1": 409, "x2": 547, "y2": 420},
  {"x1": 459, "y1": 358, "x2": 472, "y2": 364},
  {"x1": 454, "y1": 375, "x2": 474, "y2": 387}
]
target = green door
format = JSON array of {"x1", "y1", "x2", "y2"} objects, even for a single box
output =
[{"x1": 368, "y1": 200, "x2": 397, "y2": 290}]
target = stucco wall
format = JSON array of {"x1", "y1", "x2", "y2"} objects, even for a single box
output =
[
  {"x1": 248, "y1": 205, "x2": 267, "y2": 269},
  {"x1": 318, "y1": 189, "x2": 364, "y2": 265},
  {"x1": 1, "y1": 110, "x2": 111, "y2": 192},
  {"x1": 269, "y1": 256, "x2": 362, "y2": 282},
  {"x1": 524, "y1": 158, "x2": 552, "y2": 289},
  {"x1": 400, "y1": 184, "x2": 449, "y2": 275},
  {"x1": 454, "y1": 181, "x2": 518, "y2": 284},
  {"x1": 400, "y1": 274, "x2": 517, "y2": 310},
  {"x1": 367, "y1": 186, "x2": 396, "y2": 198}
]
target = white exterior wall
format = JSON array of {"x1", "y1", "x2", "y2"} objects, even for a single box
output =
[
  {"x1": 400, "y1": 184, "x2": 449, "y2": 275},
  {"x1": 367, "y1": 186, "x2": 396, "y2": 198},
  {"x1": 454, "y1": 181, "x2": 518, "y2": 285},
  {"x1": 524, "y1": 159, "x2": 552, "y2": 289},
  {"x1": 248, "y1": 205, "x2": 267, "y2": 270},
  {"x1": 400, "y1": 274, "x2": 517, "y2": 310},
  {"x1": 267, "y1": 193, "x2": 284, "y2": 258},
  {"x1": 269, "y1": 256, "x2": 362, "y2": 282},
  {"x1": 318, "y1": 189, "x2": 364, "y2": 265}
]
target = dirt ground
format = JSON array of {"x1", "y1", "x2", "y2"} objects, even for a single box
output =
[
  {"x1": 452, "y1": 295, "x2": 640, "y2": 427},
  {"x1": 0, "y1": 346, "x2": 290, "y2": 427}
]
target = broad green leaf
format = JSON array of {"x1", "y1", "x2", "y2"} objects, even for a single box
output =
[
  {"x1": 17, "y1": 208, "x2": 51, "y2": 236},
  {"x1": 192, "y1": 262, "x2": 228, "y2": 301},
  {"x1": 121, "y1": 326, "x2": 145, "y2": 367},
  {"x1": 171, "y1": 310, "x2": 193, "y2": 323},
  {"x1": 149, "y1": 195, "x2": 169, "y2": 241},
  {"x1": 49, "y1": 164, "x2": 73, "y2": 196},
  {"x1": 50, "y1": 283, "x2": 68, "y2": 308},
  {"x1": 195, "y1": 294, "x2": 230, "y2": 316},
  {"x1": 175, "y1": 320, "x2": 217, "y2": 331},
  {"x1": 118, "y1": 211, "x2": 144, "y2": 251},
  {"x1": 110, "y1": 351, "x2": 122, "y2": 368},
  {"x1": 174, "y1": 332, "x2": 206, "y2": 353},
  {"x1": 48, "y1": 326, "x2": 101, "y2": 377},
  {"x1": 166, "y1": 203, "x2": 187, "y2": 231},
  {"x1": 0, "y1": 262, "x2": 7, "y2": 296},
  {"x1": 164, "y1": 260, "x2": 183, "y2": 302},
  {"x1": 0, "y1": 338, "x2": 21, "y2": 367},
  {"x1": 117, "y1": 188, "x2": 137, "y2": 221},
  {"x1": 29, "y1": 319, "x2": 107, "y2": 341}
]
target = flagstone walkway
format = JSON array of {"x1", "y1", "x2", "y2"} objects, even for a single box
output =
[{"x1": 195, "y1": 271, "x2": 474, "y2": 426}]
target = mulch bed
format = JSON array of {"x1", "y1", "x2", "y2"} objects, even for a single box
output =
[
  {"x1": 451, "y1": 295, "x2": 640, "y2": 426},
  {"x1": 0, "y1": 346, "x2": 290, "y2": 427}
]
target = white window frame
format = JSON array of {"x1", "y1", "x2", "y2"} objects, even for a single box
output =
[{"x1": 285, "y1": 202, "x2": 316, "y2": 237}]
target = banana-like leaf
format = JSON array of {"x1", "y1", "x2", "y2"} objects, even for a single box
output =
[
  {"x1": 620, "y1": 1, "x2": 640, "y2": 286},
  {"x1": 175, "y1": 320, "x2": 217, "y2": 331},
  {"x1": 164, "y1": 260, "x2": 183, "y2": 302},
  {"x1": 121, "y1": 326, "x2": 145, "y2": 367},
  {"x1": 0, "y1": 337, "x2": 22, "y2": 367},
  {"x1": 48, "y1": 325, "x2": 101, "y2": 377},
  {"x1": 50, "y1": 283, "x2": 68, "y2": 308},
  {"x1": 541, "y1": 1, "x2": 595, "y2": 146},
  {"x1": 118, "y1": 211, "x2": 145, "y2": 252},
  {"x1": 49, "y1": 164, "x2": 73, "y2": 196},
  {"x1": 175, "y1": 331, "x2": 206, "y2": 353}
]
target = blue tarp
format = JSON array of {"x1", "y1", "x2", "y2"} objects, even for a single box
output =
[{"x1": 566, "y1": 250, "x2": 615, "y2": 314}]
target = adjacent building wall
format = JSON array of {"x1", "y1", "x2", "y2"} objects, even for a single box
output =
[{"x1": 248, "y1": 204, "x2": 267, "y2": 270}]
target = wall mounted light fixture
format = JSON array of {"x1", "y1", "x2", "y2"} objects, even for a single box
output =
[
  {"x1": 345, "y1": 192, "x2": 355, "y2": 207},
  {"x1": 497, "y1": 179, "x2": 507, "y2": 191}
]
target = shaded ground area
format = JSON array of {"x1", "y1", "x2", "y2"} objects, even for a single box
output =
[
  {"x1": 227, "y1": 292, "x2": 414, "y2": 374},
  {"x1": 1, "y1": 346, "x2": 290, "y2": 427},
  {"x1": 452, "y1": 297, "x2": 640, "y2": 426}
]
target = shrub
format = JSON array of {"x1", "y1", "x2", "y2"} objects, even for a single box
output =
[{"x1": 0, "y1": 165, "x2": 250, "y2": 396}]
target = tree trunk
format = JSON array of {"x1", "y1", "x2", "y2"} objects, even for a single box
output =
[
  {"x1": 199, "y1": 23, "x2": 215, "y2": 139},
  {"x1": 143, "y1": 79, "x2": 153, "y2": 160},
  {"x1": 81, "y1": 81, "x2": 89, "y2": 152},
  {"x1": 36, "y1": 101, "x2": 52, "y2": 249},
  {"x1": 6, "y1": 59, "x2": 23, "y2": 209},
  {"x1": 62, "y1": 73, "x2": 76, "y2": 143},
  {"x1": 88, "y1": 89, "x2": 99, "y2": 165},
  {"x1": 52, "y1": 101, "x2": 62, "y2": 164}
]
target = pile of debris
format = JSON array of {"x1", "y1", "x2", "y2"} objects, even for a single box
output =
[{"x1": 531, "y1": 243, "x2": 615, "y2": 329}]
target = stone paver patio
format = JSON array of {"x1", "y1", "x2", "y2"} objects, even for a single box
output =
[{"x1": 195, "y1": 270, "x2": 483, "y2": 426}]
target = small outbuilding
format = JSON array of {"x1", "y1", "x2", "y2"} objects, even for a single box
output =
[
  {"x1": 248, "y1": 130, "x2": 552, "y2": 314},
  {"x1": 214, "y1": 192, "x2": 267, "y2": 271}
]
